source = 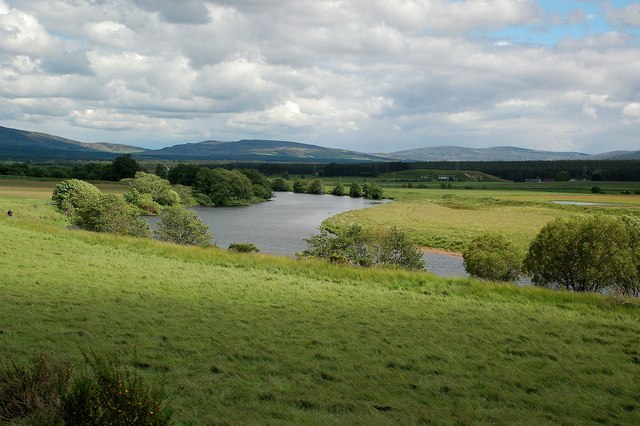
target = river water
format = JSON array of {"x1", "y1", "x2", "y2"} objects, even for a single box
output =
[{"x1": 146, "y1": 192, "x2": 472, "y2": 278}]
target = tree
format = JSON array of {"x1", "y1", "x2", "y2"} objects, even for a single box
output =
[
  {"x1": 349, "y1": 182, "x2": 362, "y2": 198},
  {"x1": 292, "y1": 180, "x2": 308, "y2": 193},
  {"x1": 523, "y1": 215, "x2": 639, "y2": 293},
  {"x1": 75, "y1": 194, "x2": 151, "y2": 238},
  {"x1": 361, "y1": 182, "x2": 371, "y2": 198},
  {"x1": 463, "y1": 233, "x2": 523, "y2": 281},
  {"x1": 307, "y1": 179, "x2": 324, "y2": 195},
  {"x1": 367, "y1": 184, "x2": 383, "y2": 200},
  {"x1": 555, "y1": 170, "x2": 571, "y2": 181},
  {"x1": 271, "y1": 178, "x2": 289, "y2": 192},
  {"x1": 110, "y1": 154, "x2": 141, "y2": 180},
  {"x1": 302, "y1": 225, "x2": 424, "y2": 271},
  {"x1": 122, "y1": 172, "x2": 180, "y2": 207},
  {"x1": 240, "y1": 168, "x2": 273, "y2": 200},
  {"x1": 331, "y1": 182, "x2": 345, "y2": 196},
  {"x1": 155, "y1": 205, "x2": 212, "y2": 247},
  {"x1": 155, "y1": 163, "x2": 169, "y2": 179},
  {"x1": 52, "y1": 179, "x2": 102, "y2": 215},
  {"x1": 193, "y1": 168, "x2": 253, "y2": 206}
]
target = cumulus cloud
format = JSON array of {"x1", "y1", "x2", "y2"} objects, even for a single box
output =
[{"x1": 0, "y1": 0, "x2": 638, "y2": 152}]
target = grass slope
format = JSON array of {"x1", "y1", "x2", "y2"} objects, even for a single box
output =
[{"x1": 1, "y1": 180, "x2": 640, "y2": 423}]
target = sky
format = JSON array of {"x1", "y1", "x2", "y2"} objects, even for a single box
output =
[{"x1": 1, "y1": 0, "x2": 639, "y2": 154}]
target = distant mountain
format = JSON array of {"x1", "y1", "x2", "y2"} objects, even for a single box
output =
[
  {"x1": 384, "y1": 146, "x2": 591, "y2": 161},
  {"x1": 140, "y1": 139, "x2": 391, "y2": 162},
  {"x1": 0, "y1": 126, "x2": 144, "y2": 160},
  {"x1": 589, "y1": 150, "x2": 640, "y2": 160}
]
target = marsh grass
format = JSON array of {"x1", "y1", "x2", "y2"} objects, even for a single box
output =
[{"x1": 1, "y1": 180, "x2": 640, "y2": 423}]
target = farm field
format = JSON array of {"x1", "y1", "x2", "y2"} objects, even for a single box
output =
[
  {"x1": 1, "y1": 178, "x2": 640, "y2": 424},
  {"x1": 324, "y1": 187, "x2": 640, "y2": 252}
]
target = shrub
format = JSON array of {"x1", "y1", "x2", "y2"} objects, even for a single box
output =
[
  {"x1": 523, "y1": 215, "x2": 639, "y2": 294},
  {"x1": 228, "y1": 242, "x2": 260, "y2": 253},
  {"x1": 193, "y1": 168, "x2": 253, "y2": 206},
  {"x1": 155, "y1": 205, "x2": 212, "y2": 247},
  {"x1": 307, "y1": 179, "x2": 324, "y2": 195},
  {"x1": 591, "y1": 186, "x2": 602, "y2": 194},
  {"x1": 367, "y1": 184, "x2": 383, "y2": 200},
  {"x1": 170, "y1": 184, "x2": 196, "y2": 206},
  {"x1": 240, "y1": 169, "x2": 273, "y2": 200},
  {"x1": 52, "y1": 179, "x2": 102, "y2": 215},
  {"x1": 463, "y1": 233, "x2": 523, "y2": 282},
  {"x1": 0, "y1": 353, "x2": 171, "y2": 425},
  {"x1": 331, "y1": 183, "x2": 345, "y2": 196},
  {"x1": 123, "y1": 172, "x2": 180, "y2": 206},
  {"x1": 292, "y1": 180, "x2": 308, "y2": 193},
  {"x1": 302, "y1": 225, "x2": 424, "y2": 271},
  {"x1": 349, "y1": 183, "x2": 362, "y2": 198},
  {"x1": 271, "y1": 178, "x2": 290, "y2": 192},
  {"x1": 75, "y1": 194, "x2": 152, "y2": 238}
]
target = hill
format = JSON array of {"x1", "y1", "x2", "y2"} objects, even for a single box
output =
[
  {"x1": 0, "y1": 126, "x2": 144, "y2": 160},
  {"x1": 590, "y1": 150, "x2": 640, "y2": 160},
  {"x1": 140, "y1": 139, "x2": 391, "y2": 162},
  {"x1": 384, "y1": 146, "x2": 591, "y2": 161},
  {"x1": 1, "y1": 180, "x2": 639, "y2": 424}
]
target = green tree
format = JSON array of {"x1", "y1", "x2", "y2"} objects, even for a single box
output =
[
  {"x1": 523, "y1": 215, "x2": 639, "y2": 293},
  {"x1": 155, "y1": 163, "x2": 169, "y2": 179},
  {"x1": 361, "y1": 182, "x2": 371, "y2": 198},
  {"x1": 331, "y1": 182, "x2": 345, "y2": 196},
  {"x1": 307, "y1": 179, "x2": 324, "y2": 195},
  {"x1": 52, "y1": 179, "x2": 102, "y2": 216},
  {"x1": 155, "y1": 205, "x2": 212, "y2": 247},
  {"x1": 110, "y1": 154, "x2": 141, "y2": 180},
  {"x1": 193, "y1": 168, "x2": 253, "y2": 206},
  {"x1": 292, "y1": 180, "x2": 308, "y2": 194},
  {"x1": 555, "y1": 170, "x2": 571, "y2": 181},
  {"x1": 302, "y1": 225, "x2": 424, "y2": 271},
  {"x1": 271, "y1": 178, "x2": 290, "y2": 192},
  {"x1": 122, "y1": 172, "x2": 180, "y2": 207},
  {"x1": 75, "y1": 194, "x2": 151, "y2": 237},
  {"x1": 463, "y1": 233, "x2": 523, "y2": 281},
  {"x1": 368, "y1": 184, "x2": 383, "y2": 200},
  {"x1": 240, "y1": 168, "x2": 273, "y2": 200},
  {"x1": 349, "y1": 182, "x2": 362, "y2": 198}
]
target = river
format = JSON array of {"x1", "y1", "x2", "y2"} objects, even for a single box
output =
[{"x1": 146, "y1": 192, "x2": 473, "y2": 279}]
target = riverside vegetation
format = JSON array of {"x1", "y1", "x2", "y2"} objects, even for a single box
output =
[{"x1": 1, "y1": 177, "x2": 640, "y2": 423}]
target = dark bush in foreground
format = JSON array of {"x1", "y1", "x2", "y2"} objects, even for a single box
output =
[
  {"x1": 271, "y1": 178, "x2": 290, "y2": 192},
  {"x1": 463, "y1": 233, "x2": 523, "y2": 282},
  {"x1": 302, "y1": 224, "x2": 424, "y2": 271},
  {"x1": 349, "y1": 183, "x2": 362, "y2": 198},
  {"x1": 0, "y1": 353, "x2": 171, "y2": 425},
  {"x1": 331, "y1": 183, "x2": 345, "y2": 196},
  {"x1": 524, "y1": 215, "x2": 640, "y2": 295},
  {"x1": 228, "y1": 242, "x2": 260, "y2": 253}
]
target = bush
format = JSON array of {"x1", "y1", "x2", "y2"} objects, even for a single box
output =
[
  {"x1": 367, "y1": 184, "x2": 383, "y2": 199},
  {"x1": 193, "y1": 168, "x2": 254, "y2": 206},
  {"x1": 0, "y1": 352, "x2": 171, "y2": 425},
  {"x1": 155, "y1": 205, "x2": 212, "y2": 247},
  {"x1": 271, "y1": 178, "x2": 290, "y2": 192},
  {"x1": 228, "y1": 242, "x2": 260, "y2": 253},
  {"x1": 349, "y1": 183, "x2": 362, "y2": 198},
  {"x1": 591, "y1": 186, "x2": 602, "y2": 194},
  {"x1": 463, "y1": 233, "x2": 523, "y2": 282},
  {"x1": 523, "y1": 215, "x2": 640, "y2": 294},
  {"x1": 292, "y1": 180, "x2": 308, "y2": 193},
  {"x1": 52, "y1": 179, "x2": 102, "y2": 215},
  {"x1": 331, "y1": 183, "x2": 345, "y2": 196},
  {"x1": 302, "y1": 225, "x2": 424, "y2": 271},
  {"x1": 75, "y1": 194, "x2": 152, "y2": 238},
  {"x1": 123, "y1": 172, "x2": 180, "y2": 207},
  {"x1": 171, "y1": 184, "x2": 196, "y2": 206},
  {"x1": 307, "y1": 179, "x2": 324, "y2": 195},
  {"x1": 240, "y1": 169, "x2": 273, "y2": 200}
]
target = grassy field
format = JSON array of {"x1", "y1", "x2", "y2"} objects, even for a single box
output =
[
  {"x1": 324, "y1": 187, "x2": 640, "y2": 252},
  {"x1": 1, "y1": 178, "x2": 640, "y2": 424}
]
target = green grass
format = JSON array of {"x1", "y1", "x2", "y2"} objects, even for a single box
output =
[
  {"x1": 1, "y1": 179, "x2": 640, "y2": 424},
  {"x1": 324, "y1": 187, "x2": 640, "y2": 252}
]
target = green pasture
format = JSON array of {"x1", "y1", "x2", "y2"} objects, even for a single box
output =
[
  {"x1": 1, "y1": 178, "x2": 640, "y2": 424},
  {"x1": 324, "y1": 187, "x2": 640, "y2": 252}
]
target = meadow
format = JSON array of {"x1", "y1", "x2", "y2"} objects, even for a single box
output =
[
  {"x1": 1, "y1": 178, "x2": 640, "y2": 424},
  {"x1": 324, "y1": 186, "x2": 640, "y2": 252}
]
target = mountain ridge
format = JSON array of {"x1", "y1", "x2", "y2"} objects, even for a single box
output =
[{"x1": 0, "y1": 125, "x2": 637, "y2": 162}]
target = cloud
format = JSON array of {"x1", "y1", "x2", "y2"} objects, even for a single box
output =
[
  {"x1": 0, "y1": 0, "x2": 639, "y2": 153},
  {"x1": 605, "y1": 2, "x2": 640, "y2": 27}
]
